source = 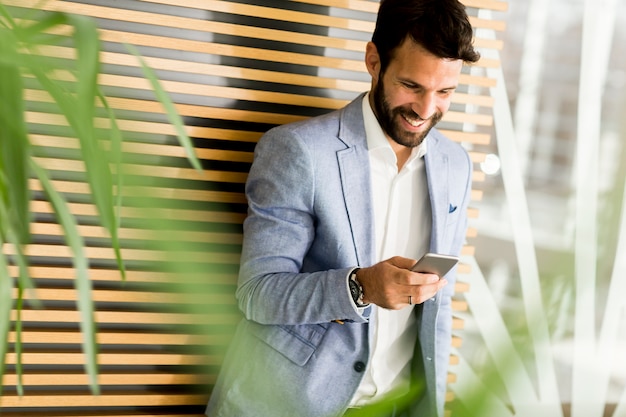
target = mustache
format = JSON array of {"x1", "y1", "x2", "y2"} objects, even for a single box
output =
[
  {"x1": 396, "y1": 108, "x2": 440, "y2": 123},
  {"x1": 401, "y1": 109, "x2": 426, "y2": 120}
]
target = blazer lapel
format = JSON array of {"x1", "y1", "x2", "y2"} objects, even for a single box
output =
[
  {"x1": 336, "y1": 95, "x2": 376, "y2": 267},
  {"x1": 424, "y1": 137, "x2": 449, "y2": 254}
]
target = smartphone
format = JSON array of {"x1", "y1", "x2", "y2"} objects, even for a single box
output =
[{"x1": 410, "y1": 253, "x2": 459, "y2": 278}]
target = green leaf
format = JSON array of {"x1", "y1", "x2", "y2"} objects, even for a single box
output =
[
  {"x1": 11, "y1": 242, "x2": 42, "y2": 396},
  {"x1": 0, "y1": 3, "x2": 17, "y2": 30},
  {"x1": 97, "y1": 90, "x2": 127, "y2": 280},
  {"x1": 31, "y1": 160, "x2": 100, "y2": 395},
  {"x1": 0, "y1": 171, "x2": 8, "y2": 242},
  {"x1": 126, "y1": 43, "x2": 202, "y2": 171},
  {"x1": 66, "y1": 15, "x2": 124, "y2": 272},
  {"x1": 17, "y1": 12, "x2": 68, "y2": 44},
  {"x1": 24, "y1": 13, "x2": 125, "y2": 280},
  {"x1": 0, "y1": 48, "x2": 30, "y2": 246}
]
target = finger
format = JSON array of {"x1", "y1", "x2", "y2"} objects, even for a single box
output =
[
  {"x1": 387, "y1": 256, "x2": 419, "y2": 270},
  {"x1": 406, "y1": 271, "x2": 440, "y2": 286},
  {"x1": 407, "y1": 279, "x2": 448, "y2": 304}
]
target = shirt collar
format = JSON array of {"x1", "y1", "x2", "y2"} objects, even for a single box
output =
[{"x1": 361, "y1": 93, "x2": 428, "y2": 167}]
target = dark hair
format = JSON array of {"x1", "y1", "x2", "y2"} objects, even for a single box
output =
[{"x1": 372, "y1": 0, "x2": 481, "y2": 71}]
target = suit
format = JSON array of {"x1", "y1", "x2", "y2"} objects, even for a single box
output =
[{"x1": 206, "y1": 94, "x2": 472, "y2": 417}]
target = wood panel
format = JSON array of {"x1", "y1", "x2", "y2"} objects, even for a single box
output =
[{"x1": 1, "y1": 0, "x2": 504, "y2": 414}]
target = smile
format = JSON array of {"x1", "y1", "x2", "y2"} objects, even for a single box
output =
[{"x1": 401, "y1": 113, "x2": 427, "y2": 128}]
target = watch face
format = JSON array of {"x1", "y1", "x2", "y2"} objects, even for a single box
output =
[{"x1": 349, "y1": 278, "x2": 360, "y2": 302}]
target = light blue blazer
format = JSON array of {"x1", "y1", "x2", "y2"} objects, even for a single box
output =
[{"x1": 206, "y1": 94, "x2": 472, "y2": 417}]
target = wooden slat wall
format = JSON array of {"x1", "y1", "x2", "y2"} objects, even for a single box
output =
[{"x1": 1, "y1": 0, "x2": 505, "y2": 414}]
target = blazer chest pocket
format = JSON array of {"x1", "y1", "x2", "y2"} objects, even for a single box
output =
[
  {"x1": 247, "y1": 321, "x2": 329, "y2": 367},
  {"x1": 446, "y1": 202, "x2": 461, "y2": 225}
]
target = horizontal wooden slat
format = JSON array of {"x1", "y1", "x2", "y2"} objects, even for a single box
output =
[
  {"x1": 8, "y1": 265, "x2": 237, "y2": 285},
  {"x1": 452, "y1": 317, "x2": 464, "y2": 330},
  {"x1": 33, "y1": 157, "x2": 247, "y2": 185},
  {"x1": 471, "y1": 189, "x2": 483, "y2": 201},
  {"x1": 30, "y1": 200, "x2": 246, "y2": 225},
  {"x1": 462, "y1": 0, "x2": 508, "y2": 12},
  {"x1": 4, "y1": 243, "x2": 241, "y2": 264},
  {"x1": 457, "y1": 263, "x2": 471, "y2": 275},
  {"x1": 0, "y1": 412, "x2": 208, "y2": 417},
  {"x1": 461, "y1": 246, "x2": 475, "y2": 256},
  {"x1": 8, "y1": 331, "x2": 226, "y2": 346},
  {"x1": 27, "y1": 177, "x2": 246, "y2": 205},
  {"x1": 11, "y1": 310, "x2": 235, "y2": 326},
  {"x1": 291, "y1": 0, "x2": 378, "y2": 14},
  {"x1": 2, "y1": 372, "x2": 210, "y2": 386},
  {"x1": 26, "y1": 110, "x2": 262, "y2": 143},
  {"x1": 451, "y1": 300, "x2": 468, "y2": 312},
  {"x1": 469, "y1": 151, "x2": 486, "y2": 163},
  {"x1": 444, "y1": 111, "x2": 492, "y2": 126},
  {"x1": 455, "y1": 282, "x2": 471, "y2": 293},
  {"x1": 473, "y1": 35, "x2": 504, "y2": 50},
  {"x1": 439, "y1": 130, "x2": 491, "y2": 145},
  {"x1": 0, "y1": 393, "x2": 208, "y2": 407},
  {"x1": 12, "y1": 288, "x2": 235, "y2": 305},
  {"x1": 30, "y1": 222, "x2": 242, "y2": 245},
  {"x1": 29, "y1": 134, "x2": 253, "y2": 164},
  {"x1": 4, "y1": 352, "x2": 214, "y2": 366}
]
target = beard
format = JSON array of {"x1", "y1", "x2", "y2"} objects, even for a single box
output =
[{"x1": 371, "y1": 77, "x2": 443, "y2": 148}]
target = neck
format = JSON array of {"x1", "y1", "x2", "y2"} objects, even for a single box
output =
[{"x1": 389, "y1": 139, "x2": 412, "y2": 171}]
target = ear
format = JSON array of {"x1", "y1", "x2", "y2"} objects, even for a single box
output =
[{"x1": 365, "y1": 41, "x2": 381, "y2": 81}]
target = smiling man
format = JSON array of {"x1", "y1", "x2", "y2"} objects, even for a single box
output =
[{"x1": 206, "y1": 1, "x2": 480, "y2": 416}]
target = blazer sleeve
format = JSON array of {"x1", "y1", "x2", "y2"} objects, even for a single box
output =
[{"x1": 236, "y1": 126, "x2": 367, "y2": 326}]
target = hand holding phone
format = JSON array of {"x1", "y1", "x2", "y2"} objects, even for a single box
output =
[{"x1": 410, "y1": 252, "x2": 459, "y2": 278}]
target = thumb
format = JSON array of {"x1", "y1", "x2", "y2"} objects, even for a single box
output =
[{"x1": 386, "y1": 256, "x2": 418, "y2": 270}]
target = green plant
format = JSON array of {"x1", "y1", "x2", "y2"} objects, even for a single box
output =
[{"x1": 0, "y1": 3, "x2": 199, "y2": 395}]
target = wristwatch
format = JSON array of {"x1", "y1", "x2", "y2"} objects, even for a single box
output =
[{"x1": 348, "y1": 268, "x2": 368, "y2": 307}]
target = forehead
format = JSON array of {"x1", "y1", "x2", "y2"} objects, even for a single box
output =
[{"x1": 387, "y1": 39, "x2": 463, "y2": 87}]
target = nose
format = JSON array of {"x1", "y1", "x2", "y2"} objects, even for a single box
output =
[{"x1": 411, "y1": 92, "x2": 437, "y2": 120}]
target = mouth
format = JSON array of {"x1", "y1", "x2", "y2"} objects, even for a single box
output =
[{"x1": 401, "y1": 113, "x2": 427, "y2": 129}]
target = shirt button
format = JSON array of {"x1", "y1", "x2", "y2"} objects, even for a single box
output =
[{"x1": 353, "y1": 361, "x2": 366, "y2": 373}]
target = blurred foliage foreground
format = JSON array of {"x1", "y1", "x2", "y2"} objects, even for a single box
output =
[{"x1": 0, "y1": 3, "x2": 204, "y2": 396}]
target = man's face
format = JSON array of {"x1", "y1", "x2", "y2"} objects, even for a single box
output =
[{"x1": 366, "y1": 39, "x2": 463, "y2": 148}]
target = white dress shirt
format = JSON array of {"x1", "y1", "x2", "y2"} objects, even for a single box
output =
[{"x1": 350, "y1": 94, "x2": 433, "y2": 406}]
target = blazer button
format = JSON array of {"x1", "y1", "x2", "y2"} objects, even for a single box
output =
[{"x1": 353, "y1": 361, "x2": 366, "y2": 373}]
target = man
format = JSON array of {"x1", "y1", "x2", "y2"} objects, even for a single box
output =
[{"x1": 206, "y1": 0, "x2": 480, "y2": 416}]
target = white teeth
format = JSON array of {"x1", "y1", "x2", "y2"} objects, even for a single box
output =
[{"x1": 403, "y1": 114, "x2": 422, "y2": 127}]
